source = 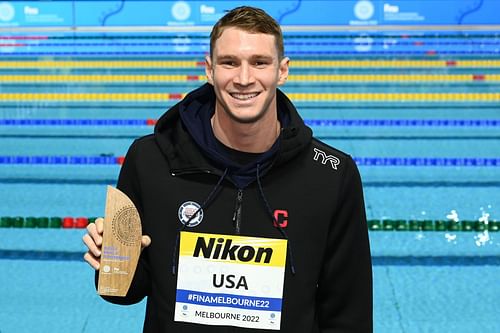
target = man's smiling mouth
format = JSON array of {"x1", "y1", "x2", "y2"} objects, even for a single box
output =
[{"x1": 230, "y1": 92, "x2": 260, "y2": 100}]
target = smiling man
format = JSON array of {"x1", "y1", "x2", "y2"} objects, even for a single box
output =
[
  {"x1": 207, "y1": 24, "x2": 289, "y2": 153},
  {"x1": 83, "y1": 6, "x2": 373, "y2": 332}
]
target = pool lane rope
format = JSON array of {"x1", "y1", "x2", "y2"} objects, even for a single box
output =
[
  {"x1": 0, "y1": 156, "x2": 499, "y2": 166},
  {"x1": 1, "y1": 119, "x2": 500, "y2": 127},
  {"x1": 0, "y1": 216, "x2": 497, "y2": 231}
]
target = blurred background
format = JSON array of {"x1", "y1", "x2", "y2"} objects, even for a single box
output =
[{"x1": 0, "y1": 1, "x2": 499, "y2": 332}]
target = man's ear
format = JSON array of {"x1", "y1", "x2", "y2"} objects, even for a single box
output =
[
  {"x1": 277, "y1": 56, "x2": 290, "y2": 86},
  {"x1": 205, "y1": 55, "x2": 214, "y2": 85}
]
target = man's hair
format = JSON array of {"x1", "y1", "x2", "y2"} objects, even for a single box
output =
[{"x1": 209, "y1": 6, "x2": 284, "y2": 60}]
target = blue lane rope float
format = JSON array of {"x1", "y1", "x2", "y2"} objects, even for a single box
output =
[
  {"x1": 3, "y1": 51, "x2": 500, "y2": 56},
  {"x1": 353, "y1": 157, "x2": 500, "y2": 166},
  {"x1": 305, "y1": 119, "x2": 500, "y2": 127},
  {"x1": 1, "y1": 119, "x2": 499, "y2": 127},
  {"x1": 3, "y1": 33, "x2": 498, "y2": 40},
  {"x1": 0, "y1": 119, "x2": 149, "y2": 126},
  {"x1": 0, "y1": 156, "x2": 498, "y2": 166},
  {"x1": 10, "y1": 41, "x2": 500, "y2": 47}
]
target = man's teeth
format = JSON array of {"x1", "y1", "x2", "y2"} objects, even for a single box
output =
[{"x1": 231, "y1": 93, "x2": 259, "y2": 100}]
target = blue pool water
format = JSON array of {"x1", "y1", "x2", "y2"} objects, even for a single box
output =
[
  {"x1": 0, "y1": 230, "x2": 498, "y2": 332},
  {"x1": 1, "y1": 26, "x2": 499, "y2": 332}
]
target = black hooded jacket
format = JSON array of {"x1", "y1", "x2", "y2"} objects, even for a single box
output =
[{"x1": 98, "y1": 83, "x2": 373, "y2": 332}]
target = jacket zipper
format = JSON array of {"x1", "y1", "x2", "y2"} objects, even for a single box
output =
[{"x1": 232, "y1": 189, "x2": 243, "y2": 235}]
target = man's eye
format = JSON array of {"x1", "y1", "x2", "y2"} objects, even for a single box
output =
[{"x1": 221, "y1": 61, "x2": 235, "y2": 66}]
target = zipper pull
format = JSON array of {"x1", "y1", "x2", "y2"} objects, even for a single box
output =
[{"x1": 232, "y1": 189, "x2": 244, "y2": 235}]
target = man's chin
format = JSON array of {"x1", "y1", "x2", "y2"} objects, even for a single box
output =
[
  {"x1": 226, "y1": 110, "x2": 267, "y2": 124},
  {"x1": 222, "y1": 105, "x2": 268, "y2": 124}
]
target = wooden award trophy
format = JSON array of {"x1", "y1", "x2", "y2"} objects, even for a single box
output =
[{"x1": 98, "y1": 186, "x2": 142, "y2": 296}]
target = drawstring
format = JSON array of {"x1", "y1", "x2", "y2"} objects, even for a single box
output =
[
  {"x1": 171, "y1": 165, "x2": 297, "y2": 276},
  {"x1": 256, "y1": 164, "x2": 296, "y2": 275},
  {"x1": 171, "y1": 168, "x2": 229, "y2": 275}
]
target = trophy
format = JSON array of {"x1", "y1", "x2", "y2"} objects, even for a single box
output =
[{"x1": 98, "y1": 186, "x2": 142, "y2": 296}]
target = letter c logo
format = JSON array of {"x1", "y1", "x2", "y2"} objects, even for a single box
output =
[{"x1": 273, "y1": 210, "x2": 288, "y2": 228}]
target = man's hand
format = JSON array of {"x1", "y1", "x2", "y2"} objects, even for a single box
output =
[{"x1": 82, "y1": 217, "x2": 151, "y2": 270}]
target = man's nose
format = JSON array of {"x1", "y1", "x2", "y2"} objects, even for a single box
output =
[{"x1": 234, "y1": 63, "x2": 255, "y2": 86}]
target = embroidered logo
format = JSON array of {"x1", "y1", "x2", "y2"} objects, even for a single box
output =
[
  {"x1": 273, "y1": 210, "x2": 288, "y2": 228},
  {"x1": 313, "y1": 148, "x2": 340, "y2": 170},
  {"x1": 178, "y1": 201, "x2": 204, "y2": 227}
]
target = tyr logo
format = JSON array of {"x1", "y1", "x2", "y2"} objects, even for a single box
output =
[{"x1": 313, "y1": 148, "x2": 340, "y2": 170}]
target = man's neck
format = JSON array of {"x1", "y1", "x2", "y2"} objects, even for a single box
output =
[{"x1": 211, "y1": 111, "x2": 281, "y2": 153}]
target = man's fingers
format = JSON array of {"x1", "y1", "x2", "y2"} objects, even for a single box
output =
[
  {"x1": 86, "y1": 219, "x2": 103, "y2": 247},
  {"x1": 94, "y1": 217, "x2": 104, "y2": 234},
  {"x1": 83, "y1": 252, "x2": 100, "y2": 270},
  {"x1": 84, "y1": 218, "x2": 148, "y2": 269},
  {"x1": 82, "y1": 233, "x2": 101, "y2": 257},
  {"x1": 83, "y1": 218, "x2": 104, "y2": 257}
]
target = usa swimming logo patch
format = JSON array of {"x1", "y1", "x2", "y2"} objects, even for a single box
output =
[{"x1": 178, "y1": 201, "x2": 204, "y2": 227}]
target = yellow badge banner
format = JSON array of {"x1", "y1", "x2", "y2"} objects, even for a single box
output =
[{"x1": 179, "y1": 231, "x2": 287, "y2": 267}]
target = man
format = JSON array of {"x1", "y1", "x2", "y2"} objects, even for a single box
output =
[{"x1": 83, "y1": 6, "x2": 372, "y2": 332}]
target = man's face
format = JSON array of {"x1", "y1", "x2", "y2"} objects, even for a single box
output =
[{"x1": 205, "y1": 27, "x2": 289, "y2": 124}]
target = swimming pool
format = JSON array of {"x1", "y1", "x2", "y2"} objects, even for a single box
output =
[{"x1": 1, "y1": 28, "x2": 499, "y2": 332}]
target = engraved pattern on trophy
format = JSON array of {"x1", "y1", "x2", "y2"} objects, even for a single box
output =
[{"x1": 112, "y1": 205, "x2": 141, "y2": 246}]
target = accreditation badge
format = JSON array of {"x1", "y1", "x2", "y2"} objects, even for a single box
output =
[{"x1": 174, "y1": 231, "x2": 287, "y2": 330}]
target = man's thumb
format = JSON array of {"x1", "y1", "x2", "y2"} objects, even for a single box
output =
[{"x1": 141, "y1": 235, "x2": 152, "y2": 249}]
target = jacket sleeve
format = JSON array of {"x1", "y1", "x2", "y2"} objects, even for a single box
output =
[
  {"x1": 317, "y1": 157, "x2": 373, "y2": 332},
  {"x1": 95, "y1": 140, "x2": 152, "y2": 305}
]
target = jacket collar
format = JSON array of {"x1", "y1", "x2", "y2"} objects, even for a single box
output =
[{"x1": 154, "y1": 83, "x2": 312, "y2": 177}]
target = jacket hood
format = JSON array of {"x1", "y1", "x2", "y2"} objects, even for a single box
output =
[
  {"x1": 154, "y1": 83, "x2": 312, "y2": 182},
  {"x1": 154, "y1": 83, "x2": 313, "y2": 275}
]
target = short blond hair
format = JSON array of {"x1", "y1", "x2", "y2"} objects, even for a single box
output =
[{"x1": 209, "y1": 6, "x2": 284, "y2": 60}]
